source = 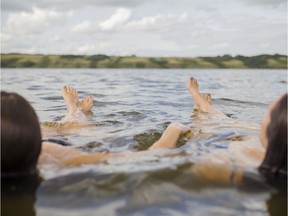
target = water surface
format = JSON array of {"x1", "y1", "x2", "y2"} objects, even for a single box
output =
[{"x1": 1, "y1": 69, "x2": 287, "y2": 216}]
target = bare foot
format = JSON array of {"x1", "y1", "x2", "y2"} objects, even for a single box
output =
[
  {"x1": 62, "y1": 86, "x2": 79, "y2": 114},
  {"x1": 194, "y1": 93, "x2": 213, "y2": 110},
  {"x1": 187, "y1": 77, "x2": 222, "y2": 114},
  {"x1": 187, "y1": 77, "x2": 199, "y2": 95},
  {"x1": 77, "y1": 96, "x2": 94, "y2": 112},
  {"x1": 203, "y1": 93, "x2": 212, "y2": 105},
  {"x1": 187, "y1": 77, "x2": 202, "y2": 110}
]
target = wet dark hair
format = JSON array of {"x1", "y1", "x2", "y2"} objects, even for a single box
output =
[
  {"x1": 259, "y1": 93, "x2": 287, "y2": 178},
  {"x1": 1, "y1": 91, "x2": 42, "y2": 176}
]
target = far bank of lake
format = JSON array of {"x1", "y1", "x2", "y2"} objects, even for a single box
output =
[{"x1": 1, "y1": 53, "x2": 287, "y2": 69}]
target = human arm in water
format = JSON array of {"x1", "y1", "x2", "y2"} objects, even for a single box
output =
[
  {"x1": 38, "y1": 122, "x2": 191, "y2": 167},
  {"x1": 39, "y1": 86, "x2": 190, "y2": 166}
]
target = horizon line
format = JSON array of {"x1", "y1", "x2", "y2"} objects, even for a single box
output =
[{"x1": 1, "y1": 52, "x2": 287, "y2": 58}]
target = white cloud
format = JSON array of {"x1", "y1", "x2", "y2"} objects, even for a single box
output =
[
  {"x1": 209, "y1": 43, "x2": 229, "y2": 49},
  {"x1": 2, "y1": 0, "x2": 147, "y2": 12},
  {"x1": 71, "y1": 21, "x2": 92, "y2": 33},
  {"x1": 2, "y1": 0, "x2": 285, "y2": 13},
  {"x1": 77, "y1": 42, "x2": 112, "y2": 53},
  {"x1": 240, "y1": 0, "x2": 286, "y2": 5},
  {"x1": 24, "y1": 47, "x2": 37, "y2": 54},
  {"x1": 3, "y1": 7, "x2": 73, "y2": 34},
  {"x1": 50, "y1": 35, "x2": 61, "y2": 42},
  {"x1": 76, "y1": 41, "x2": 134, "y2": 55},
  {"x1": 1, "y1": 33, "x2": 13, "y2": 43},
  {"x1": 1, "y1": 0, "x2": 286, "y2": 56},
  {"x1": 259, "y1": 43, "x2": 271, "y2": 48},
  {"x1": 71, "y1": 9, "x2": 188, "y2": 33},
  {"x1": 187, "y1": 44, "x2": 201, "y2": 50},
  {"x1": 99, "y1": 8, "x2": 131, "y2": 31},
  {"x1": 124, "y1": 12, "x2": 188, "y2": 32},
  {"x1": 1, "y1": 33, "x2": 37, "y2": 53},
  {"x1": 179, "y1": 13, "x2": 189, "y2": 22}
]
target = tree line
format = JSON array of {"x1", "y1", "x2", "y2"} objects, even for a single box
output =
[{"x1": 1, "y1": 53, "x2": 287, "y2": 69}]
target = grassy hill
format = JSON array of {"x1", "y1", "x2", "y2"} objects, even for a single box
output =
[{"x1": 1, "y1": 53, "x2": 287, "y2": 69}]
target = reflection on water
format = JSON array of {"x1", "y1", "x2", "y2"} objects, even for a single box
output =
[
  {"x1": 1, "y1": 69, "x2": 287, "y2": 216},
  {"x1": 2, "y1": 175, "x2": 41, "y2": 216},
  {"x1": 2, "y1": 169, "x2": 286, "y2": 216}
]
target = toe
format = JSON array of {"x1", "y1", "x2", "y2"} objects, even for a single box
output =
[{"x1": 63, "y1": 86, "x2": 68, "y2": 94}]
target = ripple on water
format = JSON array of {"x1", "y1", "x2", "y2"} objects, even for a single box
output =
[
  {"x1": 40, "y1": 96, "x2": 63, "y2": 101},
  {"x1": 117, "y1": 111, "x2": 142, "y2": 116},
  {"x1": 99, "y1": 120, "x2": 124, "y2": 125},
  {"x1": 27, "y1": 85, "x2": 50, "y2": 91},
  {"x1": 215, "y1": 98, "x2": 268, "y2": 107},
  {"x1": 2, "y1": 69, "x2": 286, "y2": 216}
]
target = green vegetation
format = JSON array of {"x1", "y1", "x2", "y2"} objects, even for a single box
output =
[{"x1": 1, "y1": 53, "x2": 287, "y2": 69}]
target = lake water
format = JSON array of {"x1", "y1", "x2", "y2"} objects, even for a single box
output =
[{"x1": 1, "y1": 69, "x2": 287, "y2": 216}]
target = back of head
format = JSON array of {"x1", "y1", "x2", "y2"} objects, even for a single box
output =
[
  {"x1": 1, "y1": 91, "x2": 42, "y2": 176},
  {"x1": 259, "y1": 93, "x2": 287, "y2": 178}
]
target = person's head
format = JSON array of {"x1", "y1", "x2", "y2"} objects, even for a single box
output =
[
  {"x1": 1, "y1": 91, "x2": 42, "y2": 176},
  {"x1": 259, "y1": 93, "x2": 287, "y2": 177}
]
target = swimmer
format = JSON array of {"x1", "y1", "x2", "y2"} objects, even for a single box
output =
[
  {"x1": 185, "y1": 77, "x2": 287, "y2": 184},
  {"x1": 2, "y1": 78, "x2": 286, "y2": 184},
  {"x1": 1, "y1": 91, "x2": 191, "y2": 177}
]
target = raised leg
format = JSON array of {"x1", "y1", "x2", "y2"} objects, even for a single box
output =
[
  {"x1": 62, "y1": 86, "x2": 87, "y2": 123},
  {"x1": 187, "y1": 77, "x2": 222, "y2": 115},
  {"x1": 203, "y1": 93, "x2": 212, "y2": 105},
  {"x1": 62, "y1": 86, "x2": 79, "y2": 115},
  {"x1": 194, "y1": 93, "x2": 212, "y2": 110}
]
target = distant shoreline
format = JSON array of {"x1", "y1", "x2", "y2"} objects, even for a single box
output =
[{"x1": 1, "y1": 53, "x2": 287, "y2": 69}]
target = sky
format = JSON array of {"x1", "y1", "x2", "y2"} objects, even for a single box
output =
[{"x1": 1, "y1": 0, "x2": 287, "y2": 57}]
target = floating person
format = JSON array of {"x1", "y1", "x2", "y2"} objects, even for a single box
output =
[
  {"x1": 2, "y1": 79, "x2": 285, "y2": 216},
  {"x1": 186, "y1": 77, "x2": 287, "y2": 184},
  {"x1": 1, "y1": 91, "x2": 191, "y2": 176},
  {"x1": 2, "y1": 77, "x2": 286, "y2": 184}
]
